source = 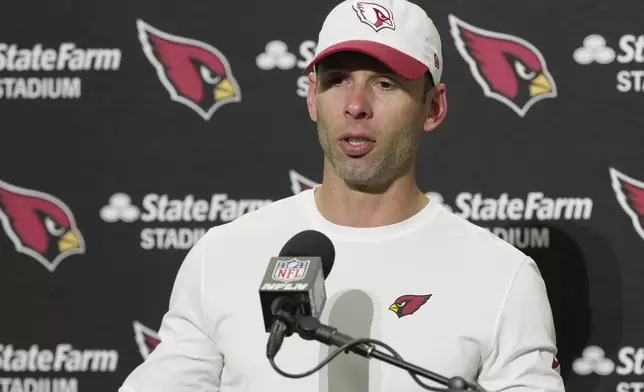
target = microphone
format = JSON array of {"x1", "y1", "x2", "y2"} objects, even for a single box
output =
[{"x1": 258, "y1": 230, "x2": 335, "y2": 358}]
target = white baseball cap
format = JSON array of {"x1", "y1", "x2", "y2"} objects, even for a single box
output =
[{"x1": 303, "y1": 0, "x2": 443, "y2": 84}]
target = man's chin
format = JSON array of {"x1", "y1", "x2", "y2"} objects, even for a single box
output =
[
  {"x1": 344, "y1": 178, "x2": 394, "y2": 193},
  {"x1": 333, "y1": 158, "x2": 407, "y2": 191},
  {"x1": 335, "y1": 160, "x2": 374, "y2": 177},
  {"x1": 334, "y1": 164, "x2": 382, "y2": 187}
]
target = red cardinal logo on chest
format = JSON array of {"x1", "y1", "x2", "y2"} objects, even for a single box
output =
[
  {"x1": 137, "y1": 19, "x2": 241, "y2": 121},
  {"x1": 610, "y1": 167, "x2": 644, "y2": 240},
  {"x1": 448, "y1": 15, "x2": 556, "y2": 117},
  {"x1": 0, "y1": 179, "x2": 85, "y2": 272},
  {"x1": 389, "y1": 294, "x2": 432, "y2": 318},
  {"x1": 133, "y1": 321, "x2": 161, "y2": 360}
]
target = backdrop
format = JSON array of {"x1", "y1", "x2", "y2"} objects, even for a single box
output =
[{"x1": 1, "y1": 0, "x2": 643, "y2": 391}]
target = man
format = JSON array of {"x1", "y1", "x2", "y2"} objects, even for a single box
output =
[{"x1": 119, "y1": 0, "x2": 565, "y2": 391}]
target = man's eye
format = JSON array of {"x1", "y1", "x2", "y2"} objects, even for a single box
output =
[
  {"x1": 378, "y1": 80, "x2": 396, "y2": 90},
  {"x1": 330, "y1": 76, "x2": 345, "y2": 85},
  {"x1": 322, "y1": 74, "x2": 345, "y2": 87}
]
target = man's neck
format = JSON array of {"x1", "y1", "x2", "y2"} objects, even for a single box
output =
[{"x1": 314, "y1": 164, "x2": 429, "y2": 228}]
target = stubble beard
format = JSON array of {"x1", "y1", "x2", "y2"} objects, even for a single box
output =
[{"x1": 317, "y1": 123, "x2": 422, "y2": 189}]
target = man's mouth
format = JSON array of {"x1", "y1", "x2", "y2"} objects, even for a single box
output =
[
  {"x1": 345, "y1": 137, "x2": 371, "y2": 145},
  {"x1": 338, "y1": 134, "x2": 376, "y2": 157}
]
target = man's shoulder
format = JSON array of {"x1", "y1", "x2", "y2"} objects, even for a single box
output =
[
  {"x1": 199, "y1": 190, "x2": 310, "y2": 242},
  {"x1": 433, "y1": 204, "x2": 530, "y2": 270},
  {"x1": 230, "y1": 190, "x2": 308, "y2": 225},
  {"x1": 430, "y1": 205, "x2": 544, "y2": 315}
]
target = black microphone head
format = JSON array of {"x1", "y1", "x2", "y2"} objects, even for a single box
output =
[{"x1": 279, "y1": 230, "x2": 335, "y2": 279}]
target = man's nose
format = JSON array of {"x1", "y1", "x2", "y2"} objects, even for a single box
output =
[{"x1": 344, "y1": 84, "x2": 373, "y2": 120}]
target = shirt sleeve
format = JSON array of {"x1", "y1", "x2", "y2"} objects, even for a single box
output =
[
  {"x1": 119, "y1": 235, "x2": 224, "y2": 392},
  {"x1": 477, "y1": 257, "x2": 565, "y2": 392}
]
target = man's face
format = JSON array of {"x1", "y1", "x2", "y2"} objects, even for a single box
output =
[{"x1": 307, "y1": 51, "x2": 442, "y2": 188}]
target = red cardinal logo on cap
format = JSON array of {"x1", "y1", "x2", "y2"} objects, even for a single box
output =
[
  {"x1": 448, "y1": 15, "x2": 556, "y2": 117},
  {"x1": 289, "y1": 170, "x2": 320, "y2": 195},
  {"x1": 610, "y1": 167, "x2": 644, "y2": 241},
  {"x1": 0, "y1": 179, "x2": 85, "y2": 272},
  {"x1": 389, "y1": 294, "x2": 432, "y2": 318},
  {"x1": 353, "y1": 2, "x2": 395, "y2": 32},
  {"x1": 137, "y1": 19, "x2": 241, "y2": 121},
  {"x1": 133, "y1": 321, "x2": 161, "y2": 360}
]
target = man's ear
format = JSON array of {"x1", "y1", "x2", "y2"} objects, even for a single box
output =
[
  {"x1": 307, "y1": 72, "x2": 318, "y2": 122},
  {"x1": 423, "y1": 83, "x2": 447, "y2": 132}
]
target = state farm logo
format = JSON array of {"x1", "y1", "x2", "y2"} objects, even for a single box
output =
[
  {"x1": 573, "y1": 33, "x2": 644, "y2": 92},
  {"x1": 256, "y1": 40, "x2": 317, "y2": 97},
  {"x1": 453, "y1": 192, "x2": 593, "y2": 221},
  {"x1": 100, "y1": 192, "x2": 272, "y2": 250},
  {"x1": 256, "y1": 41, "x2": 297, "y2": 70},
  {"x1": 288, "y1": 170, "x2": 593, "y2": 250},
  {"x1": 0, "y1": 343, "x2": 119, "y2": 392},
  {"x1": 573, "y1": 345, "x2": 644, "y2": 392},
  {"x1": 429, "y1": 191, "x2": 593, "y2": 249},
  {"x1": 99, "y1": 193, "x2": 140, "y2": 223},
  {"x1": 0, "y1": 42, "x2": 121, "y2": 99},
  {"x1": 573, "y1": 35, "x2": 616, "y2": 65},
  {"x1": 573, "y1": 346, "x2": 615, "y2": 375}
]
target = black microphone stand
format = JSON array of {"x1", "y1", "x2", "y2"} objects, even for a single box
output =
[{"x1": 295, "y1": 315, "x2": 484, "y2": 392}]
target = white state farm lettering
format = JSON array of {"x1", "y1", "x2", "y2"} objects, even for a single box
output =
[
  {"x1": 616, "y1": 35, "x2": 644, "y2": 64},
  {"x1": 261, "y1": 283, "x2": 309, "y2": 290},
  {"x1": 296, "y1": 40, "x2": 316, "y2": 97},
  {"x1": 617, "y1": 383, "x2": 644, "y2": 392},
  {"x1": 454, "y1": 192, "x2": 593, "y2": 221},
  {"x1": 615, "y1": 347, "x2": 644, "y2": 392},
  {"x1": 616, "y1": 70, "x2": 644, "y2": 92},
  {"x1": 0, "y1": 378, "x2": 77, "y2": 392},
  {"x1": 614, "y1": 35, "x2": 644, "y2": 92},
  {"x1": 0, "y1": 344, "x2": 118, "y2": 372},
  {"x1": 140, "y1": 228, "x2": 208, "y2": 250},
  {"x1": 0, "y1": 77, "x2": 81, "y2": 99},
  {"x1": 140, "y1": 194, "x2": 272, "y2": 223},
  {"x1": 484, "y1": 227, "x2": 550, "y2": 248},
  {"x1": 616, "y1": 346, "x2": 644, "y2": 376},
  {"x1": 0, "y1": 43, "x2": 121, "y2": 72},
  {"x1": 0, "y1": 43, "x2": 120, "y2": 100}
]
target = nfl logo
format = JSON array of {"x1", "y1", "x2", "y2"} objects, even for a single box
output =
[{"x1": 273, "y1": 258, "x2": 309, "y2": 283}]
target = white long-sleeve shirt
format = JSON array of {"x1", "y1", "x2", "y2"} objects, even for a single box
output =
[{"x1": 119, "y1": 188, "x2": 564, "y2": 392}]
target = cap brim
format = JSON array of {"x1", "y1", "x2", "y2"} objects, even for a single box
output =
[{"x1": 303, "y1": 40, "x2": 428, "y2": 80}]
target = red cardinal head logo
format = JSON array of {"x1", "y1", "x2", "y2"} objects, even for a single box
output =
[
  {"x1": 389, "y1": 294, "x2": 432, "y2": 318},
  {"x1": 352, "y1": 2, "x2": 395, "y2": 32},
  {"x1": 137, "y1": 19, "x2": 241, "y2": 121},
  {"x1": 0, "y1": 179, "x2": 85, "y2": 272},
  {"x1": 448, "y1": 15, "x2": 556, "y2": 117},
  {"x1": 610, "y1": 167, "x2": 644, "y2": 240},
  {"x1": 289, "y1": 170, "x2": 320, "y2": 195},
  {"x1": 133, "y1": 321, "x2": 161, "y2": 360}
]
